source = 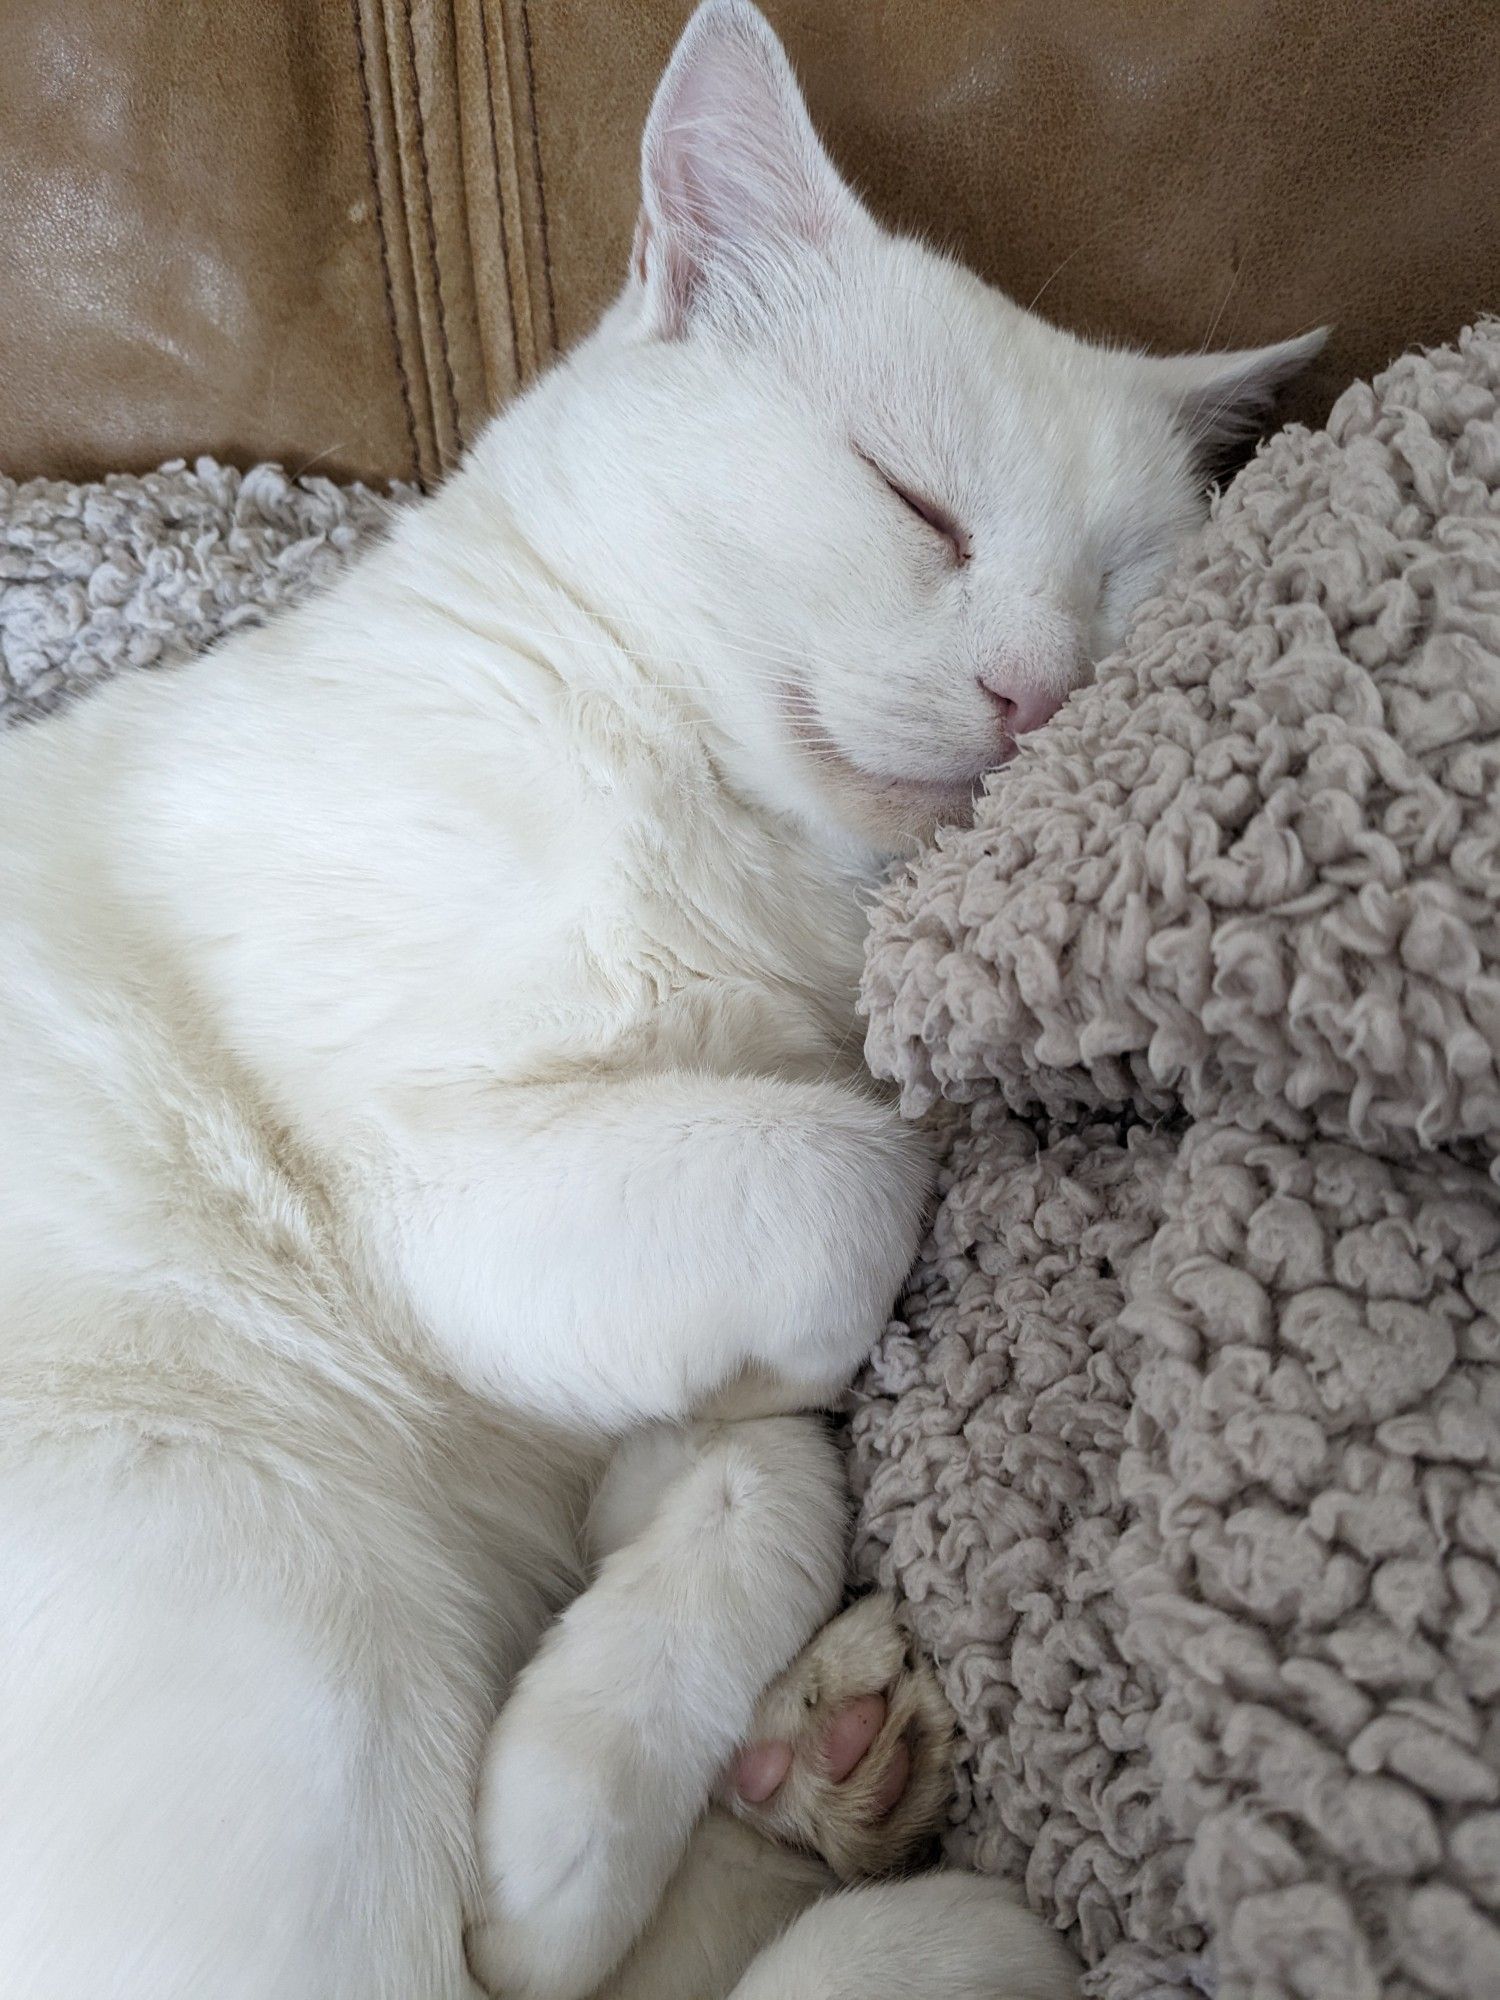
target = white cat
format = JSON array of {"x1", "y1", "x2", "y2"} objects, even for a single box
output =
[{"x1": 0, "y1": 5, "x2": 1320, "y2": 1996}]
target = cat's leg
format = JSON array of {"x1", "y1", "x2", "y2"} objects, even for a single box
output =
[
  {"x1": 724, "y1": 1874, "x2": 1081, "y2": 2000},
  {"x1": 596, "y1": 1824, "x2": 1080, "y2": 2000},
  {"x1": 595, "y1": 1812, "x2": 833, "y2": 2000},
  {"x1": 468, "y1": 1415, "x2": 848, "y2": 2000},
  {"x1": 357, "y1": 1071, "x2": 932, "y2": 1427},
  {"x1": 592, "y1": 1592, "x2": 967, "y2": 2000},
  {"x1": 0, "y1": 1448, "x2": 484, "y2": 2000}
]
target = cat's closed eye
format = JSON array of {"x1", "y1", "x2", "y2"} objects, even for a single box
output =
[{"x1": 857, "y1": 449, "x2": 971, "y2": 567}]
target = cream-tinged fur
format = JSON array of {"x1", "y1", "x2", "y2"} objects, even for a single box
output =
[{"x1": 0, "y1": 6, "x2": 1319, "y2": 1995}]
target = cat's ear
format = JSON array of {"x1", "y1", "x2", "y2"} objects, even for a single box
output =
[
  {"x1": 1139, "y1": 328, "x2": 1329, "y2": 454},
  {"x1": 633, "y1": 0, "x2": 852, "y2": 337}
]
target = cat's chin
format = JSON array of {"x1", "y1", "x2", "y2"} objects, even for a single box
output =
[
  {"x1": 779, "y1": 684, "x2": 1001, "y2": 848},
  {"x1": 802, "y1": 760, "x2": 996, "y2": 855},
  {"x1": 869, "y1": 771, "x2": 989, "y2": 840}
]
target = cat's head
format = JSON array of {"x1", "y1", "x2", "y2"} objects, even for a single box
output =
[{"x1": 489, "y1": 0, "x2": 1322, "y2": 855}]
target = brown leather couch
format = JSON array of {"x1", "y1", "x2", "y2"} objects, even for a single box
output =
[{"x1": 4, "y1": 0, "x2": 1498, "y2": 490}]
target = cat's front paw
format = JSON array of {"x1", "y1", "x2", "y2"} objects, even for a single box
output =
[
  {"x1": 470, "y1": 1691, "x2": 666, "y2": 2000},
  {"x1": 720, "y1": 1592, "x2": 954, "y2": 1882}
]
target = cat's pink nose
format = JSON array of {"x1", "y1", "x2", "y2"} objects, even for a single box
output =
[{"x1": 977, "y1": 677, "x2": 1066, "y2": 738}]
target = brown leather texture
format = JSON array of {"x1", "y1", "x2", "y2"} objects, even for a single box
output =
[{"x1": 3, "y1": 1, "x2": 1498, "y2": 488}]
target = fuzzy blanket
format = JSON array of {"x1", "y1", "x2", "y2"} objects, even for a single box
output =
[
  {"x1": 4, "y1": 329, "x2": 1498, "y2": 2000},
  {"x1": 0, "y1": 459, "x2": 399, "y2": 725},
  {"x1": 850, "y1": 320, "x2": 1500, "y2": 2000}
]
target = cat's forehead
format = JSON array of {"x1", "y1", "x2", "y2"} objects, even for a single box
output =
[{"x1": 780, "y1": 234, "x2": 1169, "y2": 474}]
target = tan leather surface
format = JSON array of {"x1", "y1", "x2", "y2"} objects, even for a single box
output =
[
  {"x1": 3, "y1": 1, "x2": 1498, "y2": 487},
  {"x1": 0, "y1": 2, "x2": 413, "y2": 485}
]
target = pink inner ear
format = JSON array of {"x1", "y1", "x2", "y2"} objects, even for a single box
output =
[
  {"x1": 647, "y1": 49, "x2": 825, "y2": 252},
  {"x1": 635, "y1": 0, "x2": 850, "y2": 335}
]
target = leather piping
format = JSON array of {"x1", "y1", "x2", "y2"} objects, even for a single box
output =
[
  {"x1": 517, "y1": 0, "x2": 557, "y2": 353},
  {"x1": 351, "y1": 0, "x2": 423, "y2": 483},
  {"x1": 475, "y1": 0, "x2": 522, "y2": 395},
  {"x1": 347, "y1": 0, "x2": 557, "y2": 488},
  {"x1": 403, "y1": 0, "x2": 462, "y2": 457}
]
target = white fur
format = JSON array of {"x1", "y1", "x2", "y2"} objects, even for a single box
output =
[{"x1": 0, "y1": 5, "x2": 1319, "y2": 1994}]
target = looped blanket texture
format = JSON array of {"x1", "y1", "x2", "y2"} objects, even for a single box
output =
[
  {"x1": 850, "y1": 320, "x2": 1500, "y2": 2000},
  {"x1": 3, "y1": 325, "x2": 1498, "y2": 2000}
]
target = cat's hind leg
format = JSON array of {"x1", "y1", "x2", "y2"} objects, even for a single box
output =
[
  {"x1": 726, "y1": 1874, "x2": 1081, "y2": 2000},
  {"x1": 595, "y1": 1811, "x2": 833, "y2": 2000},
  {"x1": 469, "y1": 1416, "x2": 847, "y2": 2000},
  {"x1": 595, "y1": 1820, "x2": 1078, "y2": 2000}
]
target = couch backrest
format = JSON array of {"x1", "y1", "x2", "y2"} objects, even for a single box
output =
[{"x1": 5, "y1": 0, "x2": 1497, "y2": 487}]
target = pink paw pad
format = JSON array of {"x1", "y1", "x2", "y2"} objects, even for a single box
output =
[
  {"x1": 733, "y1": 1692, "x2": 908, "y2": 1817},
  {"x1": 732, "y1": 1740, "x2": 794, "y2": 1804},
  {"x1": 817, "y1": 1693, "x2": 886, "y2": 1784}
]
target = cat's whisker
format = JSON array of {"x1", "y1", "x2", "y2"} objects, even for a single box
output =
[{"x1": 1023, "y1": 213, "x2": 1119, "y2": 316}]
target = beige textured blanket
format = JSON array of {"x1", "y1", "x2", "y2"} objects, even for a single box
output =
[{"x1": 851, "y1": 321, "x2": 1500, "y2": 2000}]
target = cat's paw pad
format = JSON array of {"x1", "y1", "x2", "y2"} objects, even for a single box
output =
[{"x1": 721, "y1": 1592, "x2": 953, "y2": 1882}]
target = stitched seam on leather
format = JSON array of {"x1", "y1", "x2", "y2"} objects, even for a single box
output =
[
  {"x1": 476, "y1": 0, "x2": 521, "y2": 387},
  {"x1": 490, "y1": 2, "x2": 541, "y2": 379},
  {"x1": 403, "y1": 0, "x2": 461, "y2": 456},
  {"x1": 351, "y1": 0, "x2": 422, "y2": 482},
  {"x1": 518, "y1": 0, "x2": 556, "y2": 352}
]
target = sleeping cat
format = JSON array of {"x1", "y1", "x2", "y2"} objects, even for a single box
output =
[{"x1": 0, "y1": 5, "x2": 1320, "y2": 1996}]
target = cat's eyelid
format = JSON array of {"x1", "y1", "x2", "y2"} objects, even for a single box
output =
[{"x1": 855, "y1": 448, "x2": 971, "y2": 567}]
